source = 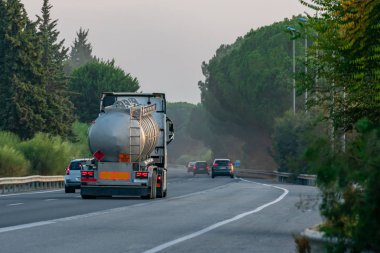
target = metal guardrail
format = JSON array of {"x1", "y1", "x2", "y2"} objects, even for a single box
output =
[
  {"x1": 0, "y1": 176, "x2": 64, "y2": 194},
  {"x1": 235, "y1": 168, "x2": 317, "y2": 186}
]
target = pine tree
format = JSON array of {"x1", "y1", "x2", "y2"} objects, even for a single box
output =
[
  {"x1": 36, "y1": 0, "x2": 74, "y2": 137},
  {"x1": 0, "y1": 0, "x2": 48, "y2": 139},
  {"x1": 65, "y1": 27, "x2": 94, "y2": 72}
]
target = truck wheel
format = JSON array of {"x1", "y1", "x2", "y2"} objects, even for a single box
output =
[{"x1": 81, "y1": 195, "x2": 95, "y2": 199}]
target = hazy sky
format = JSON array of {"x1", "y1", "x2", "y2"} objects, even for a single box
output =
[{"x1": 22, "y1": 0, "x2": 309, "y2": 104}]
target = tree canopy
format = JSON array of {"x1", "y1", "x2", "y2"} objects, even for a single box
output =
[
  {"x1": 68, "y1": 60, "x2": 140, "y2": 122},
  {"x1": 194, "y1": 18, "x2": 304, "y2": 169}
]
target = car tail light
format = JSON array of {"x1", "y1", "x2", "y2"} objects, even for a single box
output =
[
  {"x1": 213, "y1": 163, "x2": 218, "y2": 167},
  {"x1": 228, "y1": 162, "x2": 233, "y2": 166},
  {"x1": 66, "y1": 166, "x2": 70, "y2": 175},
  {"x1": 157, "y1": 175, "x2": 161, "y2": 188},
  {"x1": 193, "y1": 165, "x2": 196, "y2": 170},
  {"x1": 136, "y1": 171, "x2": 149, "y2": 178},
  {"x1": 207, "y1": 165, "x2": 210, "y2": 170}
]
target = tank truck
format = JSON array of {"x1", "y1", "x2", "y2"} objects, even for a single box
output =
[{"x1": 80, "y1": 92, "x2": 174, "y2": 199}]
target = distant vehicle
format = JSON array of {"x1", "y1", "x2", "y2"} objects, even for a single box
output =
[
  {"x1": 211, "y1": 159, "x2": 234, "y2": 178},
  {"x1": 193, "y1": 161, "x2": 209, "y2": 176},
  {"x1": 64, "y1": 159, "x2": 91, "y2": 193},
  {"x1": 187, "y1": 161, "x2": 196, "y2": 173}
]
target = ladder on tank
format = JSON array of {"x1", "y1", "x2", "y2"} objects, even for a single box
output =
[{"x1": 129, "y1": 107, "x2": 142, "y2": 162}]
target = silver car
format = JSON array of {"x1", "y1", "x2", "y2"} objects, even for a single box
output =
[{"x1": 64, "y1": 159, "x2": 91, "y2": 193}]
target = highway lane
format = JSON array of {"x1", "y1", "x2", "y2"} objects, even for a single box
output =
[
  {"x1": 0, "y1": 168, "x2": 234, "y2": 228},
  {"x1": 0, "y1": 168, "x2": 322, "y2": 253}
]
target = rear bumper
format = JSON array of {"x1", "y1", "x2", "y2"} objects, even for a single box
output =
[
  {"x1": 65, "y1": 180, "x2": 81, "y2": 188},
  {"x1": 81, "y1": 185, "x2": 150, "y2": 197},
  {"x1": 212, "y1": 170, "x2": 233, "y2": 176},
  {"x1": 194, "y1": 170, "x2": 209, "y2": 174}
]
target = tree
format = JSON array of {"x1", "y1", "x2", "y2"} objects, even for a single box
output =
[
  {"x1": 65, "y1": 27, "x2": 94, "y2": 72},
  {"x1": 68, "y1": 60, "x2": 140, "y2": 122},
  {"x1": 36, "y1": 0, "x2": 74, "y2": 137},
  {"x1": 166, "y1": 102, "x2": 212, "y2": 164},
  {"x1": 197, "y1": 18, "x2": 304, "y2": 169},
  {"x1": 0, "y1": 0, "x2": 48, "y2": 139},
  {"x1": 299, "y1": 0, "x2": 380, "y2": 130}
]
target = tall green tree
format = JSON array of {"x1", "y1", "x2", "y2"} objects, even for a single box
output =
[
  {"x1": 69, "y1": 60, "x2": 140, "y2": 122},
  {"x1": 36, "y1": 0, "x2": 74, "y2": 137},
  {"x1": 65, "y1": 27, "x2": 94, "y2": 72},
  {"x1": 197, "y1": 19, "x2": 304, "y2": 169},
  {"x1": 0, "y1": 0, "x2": 48, "y2": 139},
  {"x1": 299, "y1": 0, "x2": 380, "y2": 129}
]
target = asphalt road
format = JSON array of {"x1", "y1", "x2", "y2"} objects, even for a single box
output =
[{"x1": 0, "y1": 167, "x2": 322, "y2": 253}]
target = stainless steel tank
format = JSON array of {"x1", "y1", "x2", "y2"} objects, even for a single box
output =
[{"x1": 88, "y1": 105, "x2": 159, "y2": 162}]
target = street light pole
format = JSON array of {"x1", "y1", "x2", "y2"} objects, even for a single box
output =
[
  {"x1": 298, "y1": 17, "x2": 308, "y2": 112},
  {"x1": 292, "y1": 38, "x2": 296, "y2": 114},
  {"x1": 287, "y1": 26, "x2": 297, "y2": 114}
]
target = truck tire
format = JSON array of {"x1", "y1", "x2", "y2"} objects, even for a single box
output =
[{"x1": 81, "y1": 194, "x2": 95, "y2": 199}]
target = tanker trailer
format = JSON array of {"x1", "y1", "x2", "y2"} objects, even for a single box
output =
[{"x1": 80, "y1": 92, "x2": 174, "y2": 199}]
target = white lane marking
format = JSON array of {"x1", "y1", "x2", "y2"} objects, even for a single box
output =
[
  {"x1": 7, "y1": 203, "x2": 24, "y2": 207},
  {"x1": 44, "y1": 199, "x2": 57, "y2": 202},
  {"x1": 0, "y1": 190, "x2": 63, "y2": 197},
  {"x1": 142, "y1": 179, "x2": 289, "y2": 253},
  {"x1": 0, "y1": 183, "x2": 230, "y2": 234},
  {"x1": 0, "y1": 221, "x2": 54, "y2": 233}
]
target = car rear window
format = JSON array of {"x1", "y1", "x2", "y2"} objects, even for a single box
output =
[
  {"x1": 196, "y1": 162, "x2": 207, "y2": 167},
  {"x1": 215, "y1": 160, "x2": 230, "y2": 166},
  {"x1": 70, "y1": 161, "x2": 86, "y2": 170}
]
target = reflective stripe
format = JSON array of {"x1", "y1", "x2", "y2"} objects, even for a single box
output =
[{"x1": 99, "y1": 172, "x2": 130, "y2": 180}]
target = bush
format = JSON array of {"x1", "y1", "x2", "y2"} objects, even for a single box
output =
[
  {"x1": 18, "y1": 133, "x2": 75, "y2": 175},
  {"x1": 0, "y1": 146, "x2": 29, "y2": 177},
  {"x1": 272, "y1": 110, "x2": 323, "y2": 175},
  {"x1": 306, "y1": 119, "x2": 380, "y2": 252},
  {"x1": 71, "y1": 121, "x2": 91, "y2": 157},
  {"x1": 0, "y1": 131, "x2": 20, "y2": 147}
]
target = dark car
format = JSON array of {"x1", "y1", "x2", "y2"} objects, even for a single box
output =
[
  {"x1": 64, "y1": 158, "x2": 91, "y2": 193},
  {"x1": 193, "y1": 161, "x2": 209, "y2": 176},
  {"x1": 211, "y1": 159, "x2": 234, "y2": 178},
  {"x1": 187, "y1": 161, "x2": 196, "y2": 173}
]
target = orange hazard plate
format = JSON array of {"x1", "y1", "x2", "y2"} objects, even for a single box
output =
[{"x1": 99, "y1": 171, "x2": 130, "y2": 180}]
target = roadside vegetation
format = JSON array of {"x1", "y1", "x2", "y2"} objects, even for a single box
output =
[{"x1": 0, "y1": 0, "x2": 138, "y2": 176}]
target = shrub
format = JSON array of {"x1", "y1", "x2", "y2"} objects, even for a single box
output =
[
  {"x1": 0, "y1": 131, "x2": 20, "y2": 147},
  {"x1": 0, "y1": 146, "x2": 29, "y2": 177},
  {"x1": 306, "y1": 119, "x2": 380, "y2": 252},
  {"x1": 18, "y1": 133, "x2": 75, "y2": 175},
  {"x1": 272, "y1": 110, "x2": 323, "y2": 175},
  {"x1": 71, "y1": 121, "x2": 91, "y2": 157}
]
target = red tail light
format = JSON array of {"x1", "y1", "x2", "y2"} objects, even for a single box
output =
[
  {"x1": 193, "y1": 165, "x2": 196, "y2": 170},
  {"x1": 81, "y1": 170, "x2": 96, "y2": 182},
  {"x1": 228, "y1": 162, "x2": 233, "y2": 166},
  {"x1": 157, "y1": 175, "x2": 162, "y2": 188},
  {"x1": 81, "y1": 171, "x2": 94, "y2": 176},
  {"x1": 207, "y1": 165, "x2": 210, "y2": 170},
  {"x1": 66, "y1": 166, "x2": 70, "y2": 175},
  {"x1": 136, "y1": 172, "x2": 149, "y2": 178},
  {"x1": 213, "y1": 163, "x2": 218, "y2": 167}
]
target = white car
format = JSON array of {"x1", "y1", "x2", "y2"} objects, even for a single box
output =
[{"x1": 64, "y1": 159, "x2": 91, "y2": 193}]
